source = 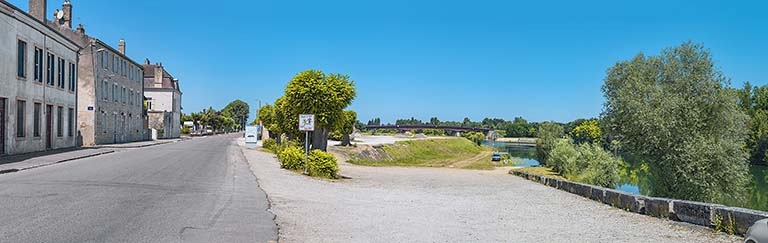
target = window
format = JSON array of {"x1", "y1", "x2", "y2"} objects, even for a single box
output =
[
  {"x1": 100, "y1": 51, "x2": 106, "y2": 69},
  {"x1": 57, "y1": 106, "x2": 63, "y2": 137},
  {"x1": 68, "y1": 108, "x2": 74, "y2": 137},
  {"x1": 147, "y1": 100, "x2": 153, "y2": 110},
  {"x1": 57, "y1": 58, "x2": 65, "y2": 88},
  {"x1": 113, "y1": 83, "x2": 119, "y2": 102},
  {"x1": 17, "y1": 100, "x2": 26, "y2": 137},
  {"x1": 101, "y1": 80, "x2": 108, "y2": 101},
  {"x1": 34, "y1": 47, "x2": 43, "y2": 82},
  {"x1": 17, "y1": 40, "x2": 27, "y2": 78},
  {"x1": 112, "y1": 55, "x2": 116, "y2": 72},
  {"x1": 46, "y1": 53, "x2": 55, "y2": 85},
  {"x1": 68, "y1": 62, "x2": 76, "y2": 92},
  {"x1": 122, "y1": 87, "x2": 126, "y2": 104},
  {"x1": 33, "y1": 103, "x2": 41, "y2": 137}
]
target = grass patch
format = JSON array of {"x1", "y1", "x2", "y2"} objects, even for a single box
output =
[
  {"x1": 512, "y1": 166, "x2": 565, "y2": 180},
  {"x1": 349, "y1": 138, "x2": 485, "y2": 167}
]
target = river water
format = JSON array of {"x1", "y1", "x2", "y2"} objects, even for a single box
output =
[{"x1": 490, "y1": 142, "x2": 768, "y2": 212}]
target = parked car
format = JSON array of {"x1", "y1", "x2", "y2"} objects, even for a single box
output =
[
  {"x1": 746, "y1": 219, "x2": 768, "y2": 243},
  {"x1": 491, "y1": 152, "x2": 501, "y2": 161}
]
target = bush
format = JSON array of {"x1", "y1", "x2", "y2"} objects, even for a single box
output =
[
  {"x1": 422, "y1": 129, "x2": 445, "y2": 136},
  {"x1": 548, "y1": 138, "x2": 622, "y2": 188},
  {"x1": 181, "y1": 126, "x2": 191, "y2": 135},
  {"x1": 277, "y1": 146, "x2": 305, "y2": 170},
  {"x1": 308, "y1": 149, "x2": 340, "y2": 179},
  {"x1": 462, "y1": 132, "x2": 485, "y2": 146},
  {"x1": 262, "y1": 138, "x2": 277, "y2": 152}
]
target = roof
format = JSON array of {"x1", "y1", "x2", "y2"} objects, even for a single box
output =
[
  {"x1": 0, "y1": 1, "x2": 80, "y2": 51},
  {"x1": 143, "y1": 62, "x2": 181, "y2": 92}
]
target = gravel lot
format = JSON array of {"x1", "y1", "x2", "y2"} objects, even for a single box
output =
[{"x1": 240, "y1": 140, "x2": 740, "y2": 243}]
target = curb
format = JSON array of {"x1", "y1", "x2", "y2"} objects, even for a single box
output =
[
  {"x1": 95, "y1": 140, "x2": 177, "y2": 149},
  {"x1": 0, "y1": 150, "x2": 116, "y2": 175},
  {"x1": 509, "y1": 169, "x2": 768, "y2": 236}
]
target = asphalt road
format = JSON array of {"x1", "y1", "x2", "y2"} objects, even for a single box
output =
[{"x1": 0, "y1": 134, "x2": 277, "y2": 243}]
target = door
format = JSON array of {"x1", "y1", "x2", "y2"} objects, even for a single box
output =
[
  {"x1": 113, "y1": 114, "x2": 117, "y2": 144},
  {"x1": 121, "y1": 115, "x2": 126, "y2": 143},
  {"x1": 0, "y1": 98, "x2": 6, "y2": 155},
  {"x1": 45, "y1": 105, "x2": 52, "y2": 150}
]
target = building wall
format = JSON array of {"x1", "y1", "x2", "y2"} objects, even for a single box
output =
[
  {"x1": 145, "y1": 90, "x2": 180, "y2": 138},
  {"x1": 82, "y1": 42, "x2": 144, "y2": 145},
  {"x1": 1, "y1": 3, "x2": 79, "y2": 155}
]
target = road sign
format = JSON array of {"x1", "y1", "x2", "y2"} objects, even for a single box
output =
[{"x1": 299, "y1": 114, "x2": 315, "y2": 131}]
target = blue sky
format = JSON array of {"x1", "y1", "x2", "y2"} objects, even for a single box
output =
[{"x1": 11, "y1": 0, "x2": 768, "y2": 123}]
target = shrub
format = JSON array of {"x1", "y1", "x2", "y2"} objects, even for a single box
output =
[
  {"x1": 262, "y1": 138, "x2": 277, "y2": 152},
  {"x1": 277, "y1": 146, "x2": 305, "y2": 170},
  {"x1": 548, "y1": 138, "x2": 622, "y2": 188},
  {"x1": 181, "y1": 126, "x2": 191, "y2": 135},
  {"x1": 422, "y1": 129, "x2": 445, "y2": 136},
  {"x1": 308, "y1": 149, "x2": 340, "y2": 179},
  {"x1": 462, "y1": 132, "x2": 486, "y2": 146}
]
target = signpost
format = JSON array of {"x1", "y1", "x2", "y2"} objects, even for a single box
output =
[{"x1": 299, "y1": 114, "x2": 315, "y2": 174}]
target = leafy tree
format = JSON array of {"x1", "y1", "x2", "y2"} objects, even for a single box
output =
[
  {"x1": 462, "y1": 131, "x2": 486, "y2": 146},
  {"x1": 367, "y1": 118, "x2": 381, "y2": 126},
  {"x1": 536, "y1": 122, "x2": 564, "y2": 166},
  {"x1": 429, "y1": 117, "x2": 440, "y2": 126},
  {"x1": 282, "y1": 70, "x2": 356, "y2": 151},
  {"x1": 601, "y1": 42, "x2": 750, "y2": 203},
  {"x1": 570, "y1": 119, "x2": 601, "y2": 145},
  {"x1": 548, "y1": 138, "x2": 622, "y2": 188},
  {"x1": 221, "y1": 100, "x2": 250, "y2": 131},
  {"x1": 333, "y1": 110, "x2": 357, "y2": 146}
]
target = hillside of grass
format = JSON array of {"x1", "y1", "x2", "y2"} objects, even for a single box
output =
[{"x1": 348, "y1": 138, "x2": 488, "y2": 167}]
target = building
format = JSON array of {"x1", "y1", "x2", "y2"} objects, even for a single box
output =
[
  {"x1": 142, "y1": 60, "x2": 182, "y2": 139},
  {"x1": 0, "y1": 0, "x2": 81, "y2": 156},
  {"x1": 45, "y1": 1, "x2": 146, "y2": 146}
]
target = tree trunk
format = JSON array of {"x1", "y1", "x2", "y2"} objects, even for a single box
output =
[
  {"x1": 311, "y1": 127, "x2": 330, "y2": 151},
  {"x1": 341, "y1": 134, "x2": 351, "y2": 146}
]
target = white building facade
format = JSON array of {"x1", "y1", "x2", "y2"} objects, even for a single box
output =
[
  {"x1": 143, "y1": 61, "x2": 182, "y2": 139},
  {"x1": 0, "y1": 0, "x2": 80, "y2": 155}
]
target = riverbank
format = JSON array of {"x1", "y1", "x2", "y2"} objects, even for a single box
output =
[{"x1": 337, "y1": 138, "x2": 494, "y2": 168}]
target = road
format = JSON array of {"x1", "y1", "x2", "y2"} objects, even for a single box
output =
[{"x1": 0, "y1": 134, "x2": 277, "y2": 243}]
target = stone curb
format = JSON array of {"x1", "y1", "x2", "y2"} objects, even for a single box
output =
[
  {"x1": 0, "y1": 150, "x2": 115, "y2": 175},
  {"x1": 510, "y1": 170, "x2": 768, "y2": 236},
  {"x1": 95, "y1": 140, "x2": 177, "y2": 149}
]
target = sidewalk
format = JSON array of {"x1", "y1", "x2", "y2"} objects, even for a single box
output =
[
  {"x1": 95, "y1": 139, "x2": 181, "y2": 149},
  {"x1": 0, "y1": 148, "x2": 115, "y2": 174}
]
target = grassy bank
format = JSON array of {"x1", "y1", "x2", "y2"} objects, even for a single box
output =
[
  {"x1": 348, "y1": 138, "x2": 489, "y2": 167},
  {"x1": 511, "y1": 166, "x2": 565, "y2": 180}
]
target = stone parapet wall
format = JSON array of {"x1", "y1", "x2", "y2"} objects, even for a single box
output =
[{"x1": 510, "y1": 170, "x2": 768, "y2": 236}]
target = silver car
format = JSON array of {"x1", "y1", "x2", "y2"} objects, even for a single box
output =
[{"x1": 746, "y1": 219, "x2": 768, "y2": 243}]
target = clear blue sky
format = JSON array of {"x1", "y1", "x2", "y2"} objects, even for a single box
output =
[{"x1": 11, "y1": 0, "x2": 768, "y2": 123}]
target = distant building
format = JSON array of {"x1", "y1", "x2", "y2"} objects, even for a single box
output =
[
  {"x1": 0, "y1": 0, "x2": 81, "y2": 155},
  {"x1": 142, "y1": 60, "x2": 182, "y2": 139},
  {"x1": 46, "y1": 0, "x2": 146, "y2": 146}
]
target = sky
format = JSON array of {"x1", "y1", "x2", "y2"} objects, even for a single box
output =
[{"x1": 10, "y1": 0, "x2": 768, "y2": 123}]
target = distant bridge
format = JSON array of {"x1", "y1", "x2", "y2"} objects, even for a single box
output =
[{"x1": 365, "y1": 125, "x2": 491, "y2": 135}]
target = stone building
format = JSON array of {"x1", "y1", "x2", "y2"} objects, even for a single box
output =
[
  {"x1": 46, "y1": 1, "x2": 146, "y2": 146},
  {"x1": 0, "y1": 0, "x2": 80, "y2": 155},
  {"x1": 143, "y1": 61, "x2": 182, "y2": 139}
]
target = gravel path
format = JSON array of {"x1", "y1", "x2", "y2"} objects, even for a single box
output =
[{"x1": 240, "y1": 140, "x2": 740, "y2": 243}]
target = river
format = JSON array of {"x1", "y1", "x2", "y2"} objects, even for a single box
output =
[{"x1": 490, "y1": 142, "x2": 768, "y2": 212}]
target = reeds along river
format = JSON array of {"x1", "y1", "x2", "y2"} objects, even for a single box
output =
[{"x1": 490, "y1": 142, "x2": 768, "y2": 212}]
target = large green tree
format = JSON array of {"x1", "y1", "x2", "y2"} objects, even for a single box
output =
[
  {"x1": 601, "y1": 42, "x2": 750, "y2": 203},
  {"x1": 281, "y1": 70, "x2": 357, "y2": 151},
  {"x1": 222, "y1": 100, "x2": 250, "y2": 131},
  {"x1": 333, "y1": 110, "x2": 358, "y2": 146},
  {"x1": 536, "y1": 122, "x2": 564, "y2": 166}
]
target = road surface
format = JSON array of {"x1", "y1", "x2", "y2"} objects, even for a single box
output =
[{"x1": 0, "y1": 134, "x2": 277, "y2": 243}]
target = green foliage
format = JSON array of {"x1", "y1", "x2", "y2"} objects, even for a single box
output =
[
  {"x1": 601, "y1": 41, "x2": 750, "y2": 203},
  {"x1": 570, "y1": 119, "x2": 601, "y2": 144},
  {"x1": 548, "y1": 139, "x2": 623, "y2": 188},
  {"x1": 221, "y1": 100, "x2": 250, "y2": 129},
  {"x1": 262, "y1": 138, "x2": 277, "y2": 153},
  {"x1": 277, "y1": 145, "x2": 306, "y2": 170},
  {"x1": 181, "y1": 126, "x2": 191, "y2": 135},
  {"x1": 332, "y1": 110, "x2": 357, "y2": 146},
  {"x1": 462, "y1": 132, "x2": 486, "y2": 146},
  {"x1": 422, "y1": 129, "x2": 445, "y2": 136},
  {"x1": 738, "y1": 83, "x2": 768, "y2": 165},
  {"x1": 536, "y1": 122, "x2": 564, "y2": 166},
  {"x1": 307, "y1": 150, "x2": 340, "y2": 179}
]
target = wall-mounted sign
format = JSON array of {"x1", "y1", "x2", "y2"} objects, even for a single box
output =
[
  {"x1": 299, "y1": 114, "x2": 315, "y2": 131},
  {"x1": 87, "y1": 106, "x2": 94, "y2": 111}
]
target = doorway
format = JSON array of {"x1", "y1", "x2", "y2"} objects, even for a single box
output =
[
  {"x1": 0, "y1": 98, "x2": 6, "y2": 155},
  {"x1": 46, "y1": 105, "x2": 52, "y2": 150}
]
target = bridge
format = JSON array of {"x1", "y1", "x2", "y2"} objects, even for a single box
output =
[{"x1": 365, "y1": 125, "x2": 491, "y2": 135}]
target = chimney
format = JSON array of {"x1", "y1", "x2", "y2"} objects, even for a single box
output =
[
  {"x1": 62, "y1": 0, "x2": 72, "y2": 28},
  {"x1": 29, "y1": 0, "x2": 46, "y2": 23},
  {"x1": 118, "y1": 39, "x2": 126, "y2": 55},
  {"x1": 154, "y1": 65, "x2": 164, "y2": 88},
  {"x1": 76, "y1": 23, "x2": 85, "y2": 34}
]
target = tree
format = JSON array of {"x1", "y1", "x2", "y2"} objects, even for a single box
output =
[
  {"x1": 429, "y1": 117, "x2": 440, "y2": 126},
  {"x1": 462, "y1": 131, "x2": 486, "y2": 146},
  {"x1": 601, "y1": 42, "x2": 750, "y2": 203},
  {"x1": 536, "y1": 122, "x2": 564, "y2": 166},
  {"x1": 282, "y1": 70, "x2": 356, "y2": 151},
  {"x1": 333, "y1": 110, "x2": 357, "y2": 146},
  {"x1": 222, "y1": 100, "x2": 250, "y2": 131},
  {"x1": 570, "y1": 119, "x2": 601, "y2": 145}
]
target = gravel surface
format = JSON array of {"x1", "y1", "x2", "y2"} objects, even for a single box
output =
[{"x1": 241, "y1": 140, "x2": 741, "y2": 243}]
